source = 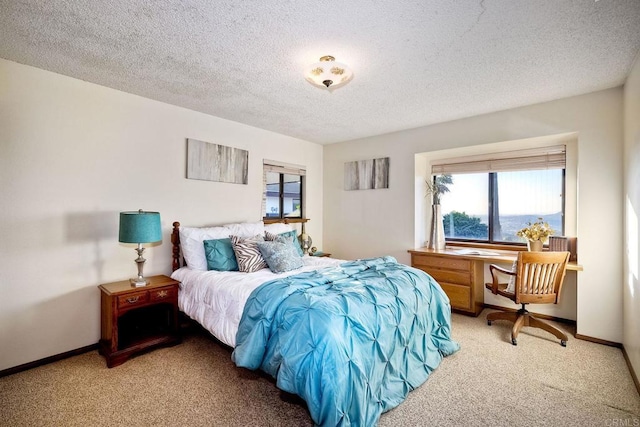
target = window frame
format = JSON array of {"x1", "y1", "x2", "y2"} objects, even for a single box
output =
[
  {"x1": 431, "y1": 145, "x2": 568, "y2": 247},
  {"x1": 262, "y1": 160, "x2": 306, "y2": 221},
  {"x1": 439, "y1": 170, "x2": 566, "y2": 246},
  {"x1": 264, "y1": 172, "x2": 304, "y2": 220}
]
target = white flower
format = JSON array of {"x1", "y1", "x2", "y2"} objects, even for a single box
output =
[{"x1": 516, "y1": 217, "x2": 554, "y2": 243}]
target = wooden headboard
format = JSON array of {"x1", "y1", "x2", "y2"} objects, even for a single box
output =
[{"x1": 171, "y1": 218, "x2": 308, "y2": 272}]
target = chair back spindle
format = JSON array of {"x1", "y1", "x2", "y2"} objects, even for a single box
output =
[{"x1": 515, "y1": 252, "x2": 569, "y2": 305}]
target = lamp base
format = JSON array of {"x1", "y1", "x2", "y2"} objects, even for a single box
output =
[
  {"x1": 130, "y1": 277, "x2": 149, "y2": 287},
  {"x1": 130, "y1": 245, "x2": 149, "y2": 287}
]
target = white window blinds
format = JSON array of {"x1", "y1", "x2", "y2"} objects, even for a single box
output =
[
  {"x1": 263, "y1": 160, "x2": 306, "y2": 176},
  {"x1": 431, "y1": 145, "x2": 566, "y2": 175}
]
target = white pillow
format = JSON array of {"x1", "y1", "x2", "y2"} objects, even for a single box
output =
[
  {"x1": 505, "y1": 260, "x2": 517, "y2": 293},
  {"x1": 179, "y1": 225, "x2": 232, "y2": 271},
  {"x1": 224, "y1": 221, "x2": 265, "y2": 239},
  {"x1": 264, "y1": 222, "x2": 293, "y2": 235}
]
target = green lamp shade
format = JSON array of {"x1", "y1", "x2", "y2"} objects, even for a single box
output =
[{"x1": 119, "y1": 210, "x2": 162, "y2": 244}]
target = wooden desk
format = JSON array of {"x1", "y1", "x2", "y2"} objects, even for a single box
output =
[{"x1": 408, "y1": 247, "x2": 582, "y2": 316}]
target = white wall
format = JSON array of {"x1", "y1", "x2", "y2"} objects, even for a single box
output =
[
  {"x1": 623, "y1": 53, "x2": 640, "y2": 379},
  {"x1": 0, "y1": 59, "x2": 323, "y2": 371},
  {"x1": 324, "y1": 88, "x2": 624, "y2": 343}
]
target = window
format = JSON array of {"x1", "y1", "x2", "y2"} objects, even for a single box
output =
[
  {"x1": 431, "y1": 146, "x2": 566, "y2": 245},
  {"x1": 262, "y1": 161, "x2": 305, "y2": 219}
]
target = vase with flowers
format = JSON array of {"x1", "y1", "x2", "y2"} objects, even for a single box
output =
[{"x1": 516, "y1": 217, "x2": 554, "y2": 251}]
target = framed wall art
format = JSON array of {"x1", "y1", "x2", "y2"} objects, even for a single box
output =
[
  {"x1": 344, "y1": 157, "x2": 389, "y2": 190},
  {"x1": 186, "y1": 138, "x2": 248, "y2": 184}
]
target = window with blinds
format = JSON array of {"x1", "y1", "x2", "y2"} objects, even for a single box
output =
[
  {"x1": 262, "y1": 160, "x2": 306, "y2": 219},
  {"x1": 430, "y1": 145, "x2": 566, "y2": 245}
]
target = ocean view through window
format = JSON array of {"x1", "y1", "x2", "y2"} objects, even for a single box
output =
[{"x1": 439, "y1": 169, "x2": 564, "y2": 244}]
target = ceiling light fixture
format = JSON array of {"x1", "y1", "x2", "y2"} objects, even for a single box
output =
[{"x1": 304, "y1": 55, "x2": 353, "y2": 90}]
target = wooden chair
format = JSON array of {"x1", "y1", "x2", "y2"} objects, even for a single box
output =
[{"x1": 485, "y1": 251, "x2": 570, "y2": 346}]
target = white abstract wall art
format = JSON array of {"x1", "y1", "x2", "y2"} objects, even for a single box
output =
[
  {"x1": 186, "y1": 138, "x2": 248, "y2": 184},
  {"x1": 344, "y1": 157, "x2": 390, "y2": 190}
]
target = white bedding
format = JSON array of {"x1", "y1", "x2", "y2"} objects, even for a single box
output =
[{"x1": 171, "y1": 256, "x2": 344, "y2": 348}]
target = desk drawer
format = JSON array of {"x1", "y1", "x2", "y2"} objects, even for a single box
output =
[
  {"x1": 440, "y1": 282, "x2": 471, "y2": 310},
  {"x1": 409, "y1": 249, "x2": 485, "y2": 316},
  {"x1": 425, "y1": 268, "x2": 472, "y2": 286},
  {"x1": 412, "y1": 254, "x2": 470, "y2": 271}
]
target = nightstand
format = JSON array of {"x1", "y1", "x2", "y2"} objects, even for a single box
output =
[{"x1": 98, "y1": 275, "x2": 180, "y2": 368}]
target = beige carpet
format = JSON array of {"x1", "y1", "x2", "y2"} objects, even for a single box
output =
[{"x1": 1, "y1": 310, "x2": 639, "y2": 426}]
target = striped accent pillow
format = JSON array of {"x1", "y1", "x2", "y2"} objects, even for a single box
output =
[{"x1": 230, "y1": 234, "x2": 267, "y2": 273}]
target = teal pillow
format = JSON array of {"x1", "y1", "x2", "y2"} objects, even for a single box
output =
[
  {"x1": 203, "y1": 238, "x2": 239, "y2": 271},
  {"x1": 278, "y1": 230, "x2": 304, "y2": 256},
  {"x1": 257, "y1": 241, "x2": 304, "y2": 273}
]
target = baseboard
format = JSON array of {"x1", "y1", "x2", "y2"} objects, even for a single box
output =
[
  {"x1": 0, "y1": 316, "x2": 200, "y2": 378},
  {"x1": 574, "y1": 334, "x2": 622, "y2": 348},
  {"x1": 0, "y1": 343, "x2": 98, "y2": 378},
  {"x1": 621, "y1": 345, "x2": 640, "y2": 396},
  {"x1": 483, "y1": 305, "x2": 626, "y2": 347},
  {"x1": 482, "y1": 304, "x2": 576, "y2": 326}
]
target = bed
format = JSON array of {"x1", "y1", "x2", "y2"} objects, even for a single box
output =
[{"x1": 170, "y1": 220, "x2": 459, "y2": 426}]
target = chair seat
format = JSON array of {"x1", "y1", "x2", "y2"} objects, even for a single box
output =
[{"x1": 485, "y1": 282, "x2": 516, "y2": 301}]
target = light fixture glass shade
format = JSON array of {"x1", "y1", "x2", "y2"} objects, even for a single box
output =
[
  {"x1": 304, "y1": 55, "x2": 353, "y2": 90},
  {"x1": 119, "y1": 210, "x2": 162, "y2": 244}
]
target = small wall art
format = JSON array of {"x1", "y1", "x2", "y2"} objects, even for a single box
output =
[
  {"x1": 186, "y1": 138, "x2": 248, "y2": 184},
  {"x1": 344, "y1": 157, "x2": 390, "y2": 190}
]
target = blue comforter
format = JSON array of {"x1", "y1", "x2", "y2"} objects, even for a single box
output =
[{"x1": 232, "y1": 256, "x2": 459, "y2": 426}]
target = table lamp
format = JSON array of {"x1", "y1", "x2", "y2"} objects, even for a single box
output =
[
  {"x1": 119, "y1": 209, "x2": 162, "y2": 287},
  {"x1": 298, "y1": 222, "x2": 312, "y2": 255}
]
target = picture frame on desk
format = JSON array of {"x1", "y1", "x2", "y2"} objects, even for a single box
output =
[{"x1": 549, "y1": 236, "x2": 578, "y2": 262}]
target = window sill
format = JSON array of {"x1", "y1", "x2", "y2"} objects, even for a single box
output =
[
  {"x1": 446, "y1": 241, "x2": 532, "y2": 252},
  {"x1": 263, "y1": 218, "x2": 309, "y2": 224}
]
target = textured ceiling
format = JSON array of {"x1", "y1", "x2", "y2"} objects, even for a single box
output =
[{"x1": 1, "y1": 0, "x2": 639, "y2": 144}]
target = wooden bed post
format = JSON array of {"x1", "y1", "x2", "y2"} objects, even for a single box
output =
[{"x1": 171, "y1": 221, "x2": 181, "y2": 271}]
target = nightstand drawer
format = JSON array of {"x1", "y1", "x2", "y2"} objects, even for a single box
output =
[
  {"x1": 150, "y1": 286, "x2": 177, "y2": 302},
  {"x1": 117, "y1": 291, "x2": 149, "y2": 309}
]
